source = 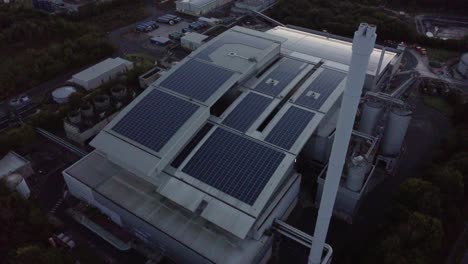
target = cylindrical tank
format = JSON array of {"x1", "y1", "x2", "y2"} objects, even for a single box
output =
[
  {"x1": 111, "y1": 85, "x2": 127, "y2": 100},
  {"x1": 5, "y1": 173, "x2": 30, "y2": 199},
  {"x1": 52, "y1": 86, "x2": 77, "y2": 104},
  {"x1": 458, "y1": 53, "x2": 468, "y2": 77},
  {"x1": 345, "y1": 155, "x2": 370, "y2": 192},
  {"x1": 93, "y1": 95, "x2": 110, "y2": 111},
  {"x1": 381, "y1": 107, "x2": 412, "y2": 156},
  {"x1": 81, "y1": 102, "x2": 94, "y2": 117},
  {"x1": 358, "y1": 99, "x2": 384, "y2": 135},
  {"x1": 68, "y1": 110, "x2": 82, "y2": 124}
]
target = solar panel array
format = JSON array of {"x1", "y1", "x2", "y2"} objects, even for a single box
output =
[
  {"x1": 196, "y1": 31, "x2": 274, "y2": 62},
  {"x1": 255, "y1": 59, "x2": 307, "y2": 97},
  {"x1": 294, "y1": 69, "x2": 346, "y2": 111},
  {"x1": 171, "y1": 123, "x2": 214, "y2": 168},
  {"x1": 112, "y1": 90, "x2": 199, "y2": 153},
  {"x1": 159, "y1": 60, "x2": 235, "y2": 102},
  {"x1": 182, "y1": 128, "x2": 286, "y2": 205},
  {"x1": 265, "y1": 106, "x2": 315, "y2": 150},
  {"x1": 222, "y1": 93, "x2": 272, "y2": 132}
]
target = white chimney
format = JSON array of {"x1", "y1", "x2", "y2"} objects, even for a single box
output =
[{"x1": 308, "y1": 23, "x2": 377, "y2": 264}]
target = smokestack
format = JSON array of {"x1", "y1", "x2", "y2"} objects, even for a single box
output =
[{"x1": 308, "y1": 23, "x2": 376, "y2": 264}]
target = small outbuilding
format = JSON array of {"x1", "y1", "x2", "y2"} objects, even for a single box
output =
[
  {"x1": 150, "y1": 36, "x2": 171, "y2": 46},
  {"x1": 181, "y1": 32, "x2": 209, "y2": 51}
]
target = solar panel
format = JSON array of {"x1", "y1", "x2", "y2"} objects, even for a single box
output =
[
  {"x1": 196, "y1": 31, "x2": 274, "y2": 62},
  {"x1": 222, "y1": 93, "x2": 272, "y2": 132},
  {"x1": 294, "y1": 69, "x2": 346, "y2": 111},
  {"x1": 182, "y1": 128, "x2": 285, "y2": 205},
  {"x1": 112, "y1": 90, "x2": 199, "y2": 153},
  {"x1": 255, "y1": 59, "x2": 307, "y2": 97},
  {"x1": 159, "y1": 60, "x2": 235, "y2": 102},
  {"x1": 265, "y1": 106, "x2": 315, "y2": 150},
  {"x1": 171, "y1": 123, "x2": 214, "y2": 168}
]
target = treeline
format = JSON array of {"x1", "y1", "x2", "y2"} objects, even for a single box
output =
[
  {"x1": 272, "y1": 0, "x2": 468, "y2": 51},
  {"x1": 363, "y1": 94, "x2": 468, "y2": 264},
  {"x1": 0, "y1": 183, "x2": 72, "y2": 264},
  {"x1": 388, "y1": 0, "x2": 468, "y2": 10},
  {"x1": 0, "y1": 6, "x2": 115, "y2": 101},
  {"x1": 0, "y1": 6, "x2": 88, "y2": 48}
]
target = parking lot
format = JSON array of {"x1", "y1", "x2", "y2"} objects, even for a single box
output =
[{"x1": 146, "y1": 20, "x2": 191, "y2": 38}]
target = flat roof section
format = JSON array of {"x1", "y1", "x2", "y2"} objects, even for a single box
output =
[
  {"x1": 72, "y1": 58, "x2": 131, "y2": 82},
  {"x1": 159, "y1": 59, "x2": 235, "y2": 102},
  {"x1": 112, "y1": 90, "x2": 200, "y2": 153},
  {"x1": 182, "y1": 128, "x2": 286, "y2": 205},
  {"x1": 267, "y1": 26, "x2": 397, "y2": 76},
  {"x1": 294, "y1": 68, "x2": 346, "y2": 111},
  {"x1": 265, "y1": 106, "x2": 316, "y2": 150},
  {"x1": 195, "y1": 30, "x2": 276, "y2": 63},
  {"x1": 254, "y1": 58, "x2": 308, "y2": 97},
  {"x1": 222, "y1": 93, "x2": 273, "y2": 132}
]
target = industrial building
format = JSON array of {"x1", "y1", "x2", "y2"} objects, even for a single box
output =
[
  {"x1": 458, "y1": 53, "x2": 468, "y2": 77},
  {"x1": 63, "y1": 25, "x2": 409, "y2": 263},
  {"x1": 71, "y1": 58, "x2": 133, "y2": 91},
  {"x1": 176, "y1": 0, "x2": 233, "y2": 16}
]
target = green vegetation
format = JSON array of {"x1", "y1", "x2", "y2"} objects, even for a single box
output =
[
  {"x1": 361, "y1": 91, "x2": 468, "y2": 264},
  {"x1": 0, "y1": 6, "x2": 115, "y2": 101},
  {"x1": 272, "y1": 0, "x2": 468, "y2": 52},
  {"x1": 65, "y1": 0, "x2": 148, "y2": 32},
  {"x1": 125, "y1": 53, "x2": 156, "y2": 70},
  {"x1": 0, "y1": 182, "x2": 72, "y2": 264},
  {"x1": 427, "y1": 48, "x2": 459, "y2": 63},
  {"x1": 388, "y1": 0, "x2": 468, "y2": 10},
  {"x1": 0, "y1": 125, "x2": 36, "y2": 156},
  {"x1": 422, "y1": 95, "x2": 454, "y2": 115}
]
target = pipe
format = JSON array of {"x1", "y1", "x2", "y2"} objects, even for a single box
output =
[
  {"x1": 372, "y1": 47, "x2": 386, "y2": 91},
  {"x1": 308, "y1": 23, "x2": 376, "y2": 264}
]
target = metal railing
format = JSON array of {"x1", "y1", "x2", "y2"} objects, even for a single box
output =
[{"x1": 36, "y1": 128, "x2": 88, "y2": 157}]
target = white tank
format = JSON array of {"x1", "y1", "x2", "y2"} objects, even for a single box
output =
[
  {"x1": 381, "y1": 107, "x2": 412, "y2": 156},
  {"x1": 345, "y1": 155, "x2": 370, "y2": 192},
  {"x1": 6, "y1": 173, "x2": 30, "y2": 199},
  {"x1": 358, "y1": 99, "x2": 384, "y2": 135},
  {"x1": 93, "y1": 95, "x2": 110, "y2": 111},
  {"x1": 458, "y1": 53, "x2": 468, "y2": 77},
  {"x1": 80, "y1": 103, "x2": 94, "y2": 117},
  {"x1": 68, "y1": 110, "x2": 82, "y2": 124},
  {"x1": 52, "y1": 86, "x2": 77, "y2": 104}
]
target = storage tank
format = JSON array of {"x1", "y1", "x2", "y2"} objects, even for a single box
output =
[
  {"x1": 52, "y1": 86, "x2": 77, "y2": 104},
  {"x1": 458, "y1": 53, "x2": 468, "y2": 77},
  {"x1": 381, "y1": 107, "x2": 412, "y2": 156},
  {"x1": 81, "y1": 102, "x2": 94, "y2": 117},
  {"x1": 111, "y1": 85, "x2": 127, "y2": 100},
  {"x1": 93, "y1": 95, "x2": 110, "y2": 111},
  {"x1": 345, "y1": 155, "x2": 370, "y2": 192},
  {"x1": 358, "y1": 99, "x2": 384, "y2": 135},
  {"x1": 68, "y1": 110, "x2": 82, "y2": 124},
  {"x1": 5, "y1": 173, "x2": 30, "y2": 199}
]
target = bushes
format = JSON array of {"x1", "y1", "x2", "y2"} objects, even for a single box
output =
[{"x1": 0, "y1": 125, "x2": 36, "y2": 156}]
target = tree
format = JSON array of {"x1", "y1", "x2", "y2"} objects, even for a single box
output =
[
  {"x1": 12, "y1": 245, "x2": 72, "y2": 264},
  {"x1": 397, "y1": 178, "x2": 441, "y2": 217}
]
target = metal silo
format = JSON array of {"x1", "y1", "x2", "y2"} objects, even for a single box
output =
[
  {"x1": 6, "y1": 173, "x2": 30, "y2": 199},
  {"x1": 358, "y1": 99, "x2": 384, "y2": 135},
  {"x1": 381, "y1": 107, "x2": 412, "y2": 156},
  {"x1": 345, "y1": 155, "x2": 370, "y2": 192}
]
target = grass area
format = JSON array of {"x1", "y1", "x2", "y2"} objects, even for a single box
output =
[
  {"x1": 427, "y1": 48, "x2": 460, "y2": 63},
  {"x1": 84, "y1": 2, "x2": 149, "y2": 32},
  {"x1": 125, "y1": 53, "x2": 156, "y2": 69},
  {"x1": 423, "y1": 95, "x2": 454, "y2": 116}
]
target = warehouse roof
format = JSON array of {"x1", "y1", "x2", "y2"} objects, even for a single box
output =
[{"x1": 72, "y1": 57, "x2": 132, "y2": 82}]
